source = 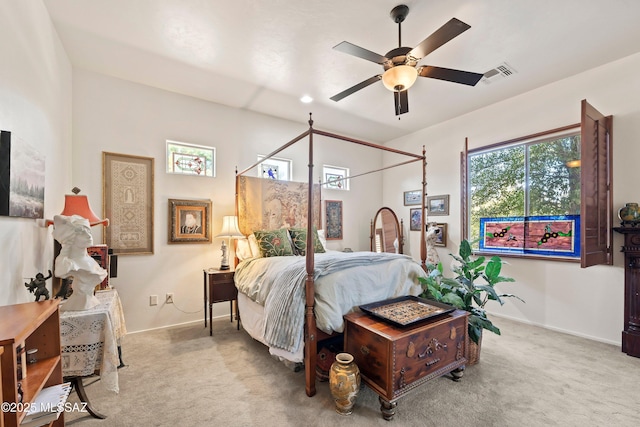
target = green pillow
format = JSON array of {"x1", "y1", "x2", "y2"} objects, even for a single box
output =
[
  {"x1": 253, "y1": 229, "x2": 295, "y2": 257},
  {"x1": 288, "y1": 227, "x2": 325, "y2": 255}
]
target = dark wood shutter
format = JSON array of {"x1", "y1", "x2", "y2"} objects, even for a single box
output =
[
  {"x1": 460, "y1": 138, "x2": 468, "y2": 241},
  {"x1": 580, "y1": 99, "x2": 613, "y2": 267}
]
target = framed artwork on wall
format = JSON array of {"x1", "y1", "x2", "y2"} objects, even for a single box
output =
[
  {"x1": 409, "y1": 208, "x2": 422, "y2": 231},
  {"x1": 0, "y1": 130, "x2": 45, "y2": 219},
  {"x1": 434, "y1": 223, "x2": 447, "y2": 247},
  {"x1": 103, "y1": 152, "x2": 155, "y2": 255},
  {"x1": 427, "y1": 194, "x2": 450, "y2": 216},
  {"x1": 168, "y1": 199, "x2": 212, "y2": 244},
  {"x1": 403, "y1": 190, "x2": 422, "y2": 206},
  {"x1": 325, "y1": 200, "x2": 343, "y2": 240}
]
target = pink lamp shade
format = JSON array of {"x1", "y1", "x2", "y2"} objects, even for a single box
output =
[
  {"x1": 42, "y1": 188, "x2": 109, "y2": 227},
  {"x1": 60, "y1": 194, "x2": 109, "y2": 227}
]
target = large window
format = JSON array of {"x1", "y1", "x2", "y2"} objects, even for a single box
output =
[
  {"x1": 463, "y1": 100, "x2": 613, "y2": 267},
  {"x1": 468, "y1": 131, "x2": 581, "y2": 259}
]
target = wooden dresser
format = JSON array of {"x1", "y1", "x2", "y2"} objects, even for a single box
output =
[
  {"x1": 613, "y1": 227, "x2": 640, "y2": 357},
  {"x1": 0, "y1": 300, "x2": 64, "y2": 427},
  {"x1": 344, "y1": 309, "x2": 468, "y2": 420}
]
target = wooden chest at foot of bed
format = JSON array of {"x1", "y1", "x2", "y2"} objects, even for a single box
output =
[{"x1": 344, "y1": 310, "x2": 468, "y2": 418}]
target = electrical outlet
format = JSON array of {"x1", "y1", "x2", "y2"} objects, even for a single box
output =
[
  {"x1": 166, "y1": 293, "x2": 174, "y2": 304},
  {"x1": 150, "y1": 295, "x2": 158, "y2": 306}
]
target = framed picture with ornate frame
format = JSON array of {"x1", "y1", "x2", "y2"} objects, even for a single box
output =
[
  {"x1": 103, "y1": 152, "x2": 154, "y2": 255},
  {"x1": 426, "y1": 194, "x2": 450, "y2": 216},
  {"x1": 168, "y1": 199, "x2": 212, "y2": 244}
]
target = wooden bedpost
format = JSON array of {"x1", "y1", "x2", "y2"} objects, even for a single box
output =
[
  {"x1": 420, "y1": 146, "x2": 427, "y2": 271},
  {"x1": 305, "y1": 113, "x2": 317, "y2": 397}
]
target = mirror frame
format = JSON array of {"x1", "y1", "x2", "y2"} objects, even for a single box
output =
[{"x1": 370, "y1": 207, "x2": 404, "y2": 254}]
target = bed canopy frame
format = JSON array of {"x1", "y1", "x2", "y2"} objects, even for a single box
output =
[{"x1": 236, "y1": 114, "x2": 428, "y2": 397}]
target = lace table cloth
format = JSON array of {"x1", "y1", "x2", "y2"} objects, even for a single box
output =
[{"x1": 60, "y1": 289, "x2": 127, "y2": 393}]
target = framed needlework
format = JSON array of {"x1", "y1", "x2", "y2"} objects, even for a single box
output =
[
  {"x1": 168, "y1": 199, "x2": 212, "y2": 244},
  {"x1": 325, "y1": 200, "x2": 343, "y2": 240},
  {"x1": 103, "y1": 152, "x2": 154, "y2": 255}
]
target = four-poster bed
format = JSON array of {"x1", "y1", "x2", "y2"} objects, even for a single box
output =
[{"x1": 234, "y1": 114, "x2": 428, "y2": 397}]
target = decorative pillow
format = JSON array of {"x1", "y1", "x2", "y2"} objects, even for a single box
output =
[
  {"x1": 253, "y1": 228, "x2": 295, "y2": 257},
  {"x1": 317, "y1": 229, "x2": 327, "y2": 251},
  {"x1": 235, "y1": 238, "x2": 253, "y2": 261},
  {"x1": 288, "y1": 227, "x2": 326, "y2": 255},
  {"x1": 248, "y1": 233, "x2": 262, "y2": 258}
]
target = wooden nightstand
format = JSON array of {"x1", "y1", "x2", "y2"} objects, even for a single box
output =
[{"x1": 203, "y1": 269, "x2": 239, "y2": 335}]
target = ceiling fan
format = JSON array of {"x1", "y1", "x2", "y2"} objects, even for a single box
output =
[{"x1": 330, "y1": 4, "x2": 483, "y2": 116}]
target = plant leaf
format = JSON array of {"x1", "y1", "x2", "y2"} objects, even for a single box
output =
[
  {"x1": 459, "y1": 239, "x2": 472, "y2": 259},
  {"x1": 441, "y1": 292, "x2": 464, "y2": 308}
]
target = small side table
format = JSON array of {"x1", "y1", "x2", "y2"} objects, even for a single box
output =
[{"x1": 203, "y1": 269, "x2": 239, "y2": 335}]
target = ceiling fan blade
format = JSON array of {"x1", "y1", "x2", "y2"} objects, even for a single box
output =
[
  {"x1": 394, "y1": 90, "x2": 409, "y2": 116},
  {"x1": 419, "y1": 66, "x2": 483, "y2": 86},
  {"x1": 408, "y1": 18, "x2": 471, "y2": 60},
  {"x1": 330, "y1": 75, "x2": 382, "y2": 102},
  {"x1": 333, "y1": 41, "x2": 389, "y2": 64}
]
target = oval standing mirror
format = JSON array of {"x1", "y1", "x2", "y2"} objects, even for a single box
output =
[{"x1": 370, "y1": 207, "x2": 403, "y2": 254}]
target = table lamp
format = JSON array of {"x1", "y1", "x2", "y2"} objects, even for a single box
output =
[
  {"x1": 215, "y1": 215, "x2": 244, "y2": 270},
  {"x1": 42, "y1": 187, "x2": 109, "y2": 227},
  {"x1": 43, "y1": 187, "x2": 110, "y2": 309}
]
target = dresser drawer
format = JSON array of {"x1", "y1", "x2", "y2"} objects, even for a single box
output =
[{"x1": 344, "y1": 310, "x2": 468, "y2": 402}]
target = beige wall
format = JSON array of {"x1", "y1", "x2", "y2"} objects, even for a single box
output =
[
  {"x1": 0, "y1": 1, "x2": 72, "y2": 306},
  {"x1": 71, "y1": 69, "x2": 383, "y2": 332},
  {"x1": 384, "y1": 53, "x2": 640, "y2": 345}
]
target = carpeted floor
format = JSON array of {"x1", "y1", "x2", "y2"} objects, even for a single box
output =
[{"x1": 64, "y1": 315, "x2": 639, "y2": 427}]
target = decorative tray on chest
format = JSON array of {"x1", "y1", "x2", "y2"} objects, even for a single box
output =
[{"x1": 359, "y1": 296, "x2": 455, "y2": 327}]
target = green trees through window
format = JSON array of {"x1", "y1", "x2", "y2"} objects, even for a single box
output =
[{"x1": 468, "y1": 132, "x2": 581, "y2": 249}]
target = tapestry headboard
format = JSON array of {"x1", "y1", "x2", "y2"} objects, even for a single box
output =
[{"x1": 236, "y1": 176, "x2": 321, "y2": 235}]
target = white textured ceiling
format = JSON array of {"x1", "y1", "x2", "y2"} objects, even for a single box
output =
[{"x1": 43, "y1": 0, "x2": 640, "y2": 143}]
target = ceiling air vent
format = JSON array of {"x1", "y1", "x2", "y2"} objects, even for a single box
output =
[{"x1": 480, "y1": 62, "x2": 517, "y2": 85}]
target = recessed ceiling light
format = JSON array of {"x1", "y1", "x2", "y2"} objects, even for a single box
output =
[{"x1": 300, "y1": 95, "x2": 313, "y2": 103}]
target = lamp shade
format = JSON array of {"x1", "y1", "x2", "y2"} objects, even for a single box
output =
[
  {"x1": 60, "y1": 194, "x2": 109, "y2": 227},
  {"x1": 215, "y1": 216, "x2": 244, "y2": 238},
  {"x1": 381, "y1": 65, "x2": 418, "y2": 92}
]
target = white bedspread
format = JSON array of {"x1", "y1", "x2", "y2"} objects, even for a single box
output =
[{"x1": 234, "y1": 251, "x2": 425, "y2": 353}]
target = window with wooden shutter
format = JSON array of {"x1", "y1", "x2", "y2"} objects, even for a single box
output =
[{"x1": 462, "y1": 99, "x2": 612, "y2": 267}]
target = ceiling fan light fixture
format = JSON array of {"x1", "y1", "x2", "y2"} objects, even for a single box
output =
[{"x1": 382, "y1": 65, "x2": 418, "y2": 92}]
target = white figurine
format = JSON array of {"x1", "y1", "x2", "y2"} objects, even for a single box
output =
[
  {"x1": 52, "y1": 215, "x2": 107, "y2": 311},
  {"x1": 219, "y1": 240, "x2": 229, "y2": 270}
]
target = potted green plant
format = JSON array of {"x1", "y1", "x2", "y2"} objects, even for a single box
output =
[{"x1": 419, "y1": 239, "x2": 524, "y2": 364}]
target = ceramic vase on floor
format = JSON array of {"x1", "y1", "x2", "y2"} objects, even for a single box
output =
[{"x1": 329, "y1": 352, "x2": 360, "y2": 415}]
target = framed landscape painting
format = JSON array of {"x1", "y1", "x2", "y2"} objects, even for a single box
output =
[
  {"x1": 427, "y1": 194, "x2": 449, "y2": 216},
  {"x1": 403, "y1": 190, "x2": 422, "y2": 206}
]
